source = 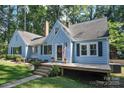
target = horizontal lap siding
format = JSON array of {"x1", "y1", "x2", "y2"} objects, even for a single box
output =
[
  {"x1": 52, "y1": 28, "x2": 72, "y2": 63},
  {"x1": 74, "y1": 39, "x2": 109, "y2": 64},
  {"x1": 8, "y1": 32, "x2": 26, "y2": 58},
  {"x1": 36, "y1": 24, "x2": 72, "y2": 63}
]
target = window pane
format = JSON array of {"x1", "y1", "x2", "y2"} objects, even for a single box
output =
[
  {"x1": 44, "y1": 45, "x2": 52, "y2": 55},
  {"x1": 81, "y1": 50, "x2": 87, "y2": 55},
  {"x1": 90, "y1": 50, "x2": 96, "y2": 55},
  {"x1": 44, "y1": 45, "x2": 47, "y2": 54},
  {"x1": 90, "y1": 44, "x2": 96, "y2": 49},
  {"x1": 47, "y1": 45, "x2": 52, "y2": 54},
  {"x1": 81, "y1": 45, "x2": 87, "y2": 55}
]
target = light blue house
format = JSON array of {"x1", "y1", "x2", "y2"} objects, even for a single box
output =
[{"x1": 8, "y1": 18, "x2": 109, "y2": 64}]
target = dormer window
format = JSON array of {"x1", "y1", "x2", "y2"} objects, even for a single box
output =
[{"x1": 55, "y1": 27, "x2": 59, "y2": 34}]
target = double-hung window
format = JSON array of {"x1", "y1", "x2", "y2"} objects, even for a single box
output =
[
  {"x1": 80, "y1": 44, "x2": 87, "y2": 56},
  {"x1": 90, "y1": 43, "x2": 97, "y2": 56},
  {"x1": 80, "y1": 42, "x2": 97, "y2": 56},
  {"x1": 44, "y1": 45, "x2": 52, "y2": 55}
]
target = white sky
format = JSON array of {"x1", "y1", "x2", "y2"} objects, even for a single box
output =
[{"x1": 0, "y1": 0, "x2": 124, "y2": 5}]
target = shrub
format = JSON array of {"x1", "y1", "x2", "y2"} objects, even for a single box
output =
[
  {"x1": 6, "y1": 54, "x2": 14, "y2": 60},
  {"x1": 0, "y1": 54, "x2": 6, "y2": 58},
  {"x1": 15, "y1": 55, "x2": 24, "y2": 62},
  {"x1": 50, "y1": 65, "x2": 61, "y2": 77},
  {"x1": 5, "y1": 54, "x2": 24, "y2": 62},
  {"x1": 30, "y1": 61, "x2": 41, "y2": 68}
]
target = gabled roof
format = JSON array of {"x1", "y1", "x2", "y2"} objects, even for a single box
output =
[
  {"x1": 60, "y1": 17, "x2": 108, "y2": 41},
  {"x1": 15, "y1": 18, "x2": 108, "y2": 46},
  {"x1": 57, "y1": 21, "x2": 75, "y2": 41},
  {"x1": 17, "y1": 31, "x2": 45, "y2": 45}
]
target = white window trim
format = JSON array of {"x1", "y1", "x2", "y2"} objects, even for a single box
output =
[
  {"x1": 80, "y1": 43, "x2": 88, "y2": 57},
  {"x1": 42, "y1": 44, "x2": 52, "y2": 55},
  {"x1": 89, "y1": 42, "x2": 98, "y2": 56},
  {"x1": 55, "y1": 43, "x2": 64, "y2": 61},
  {"x1": 79, "y1": 42, "x2": 98, "y2": 57},
  {"x1": 32, "y1": 46, "x2": 38, "y2": 55}
]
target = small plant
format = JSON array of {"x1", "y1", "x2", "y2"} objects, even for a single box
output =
[
  {"x1": 50, "y1": 65, "x2": 61, "y2": 77},
  {"x1": 16, "y1": 57, "x2": 22, "y2": 62},
  {"x1": 30, "y1": 61, "x2": 41, "y2": 68}
]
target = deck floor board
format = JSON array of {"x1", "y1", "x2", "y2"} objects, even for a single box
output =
[{"x1": 41, "y1": 63, "x2": 111, "y2": 73}]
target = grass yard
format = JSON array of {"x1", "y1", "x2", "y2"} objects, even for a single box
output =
[
  {"x1": 0, "y1": 60, "x2": 32, "y2": 85},
  {"x1": 16, "y1": 76, "x2": 93, "y2": 88}
]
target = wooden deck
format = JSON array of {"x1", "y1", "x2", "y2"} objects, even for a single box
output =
[{"x1": 41, "y1": 63, "x2": 111, "y2": 73}]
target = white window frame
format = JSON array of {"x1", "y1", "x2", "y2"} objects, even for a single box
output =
[
  {"x1": 43, "y1": 44, "x2": 52, "y2": 55},
  {"x1": 89, "y1": 42, "x2": 98, "y2": 56},
  {"x1": 55, "y1": 43, "x2": 64, "y2": 61},
  {"x1": 79, "y1": 42, "x2": 98, "y2": 57},
  {"x1": 80, "y1": 43, "x2": 88, "y2": 56}
]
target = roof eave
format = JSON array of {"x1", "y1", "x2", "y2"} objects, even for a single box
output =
[{"x1": 73, "y1": 37, "x2": 108, "y2": 42}]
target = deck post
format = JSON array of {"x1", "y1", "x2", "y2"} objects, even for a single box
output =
[{"x1": 61, "y1": 68, "x2": 64, "y2": 76}]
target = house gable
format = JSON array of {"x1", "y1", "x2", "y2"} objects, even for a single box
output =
[
  {"x1": 9, "y1": 31, "x2": 26, "y2": 47},
  {"x1": 44, "y1": 20, "x2": 71, "y2": 44},
  {"x1": 8, "y1": 31, "x2": 28, "y2": 58}
]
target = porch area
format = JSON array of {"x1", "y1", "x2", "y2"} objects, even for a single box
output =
[{"x1": 41, "y1": 63, "x2": 111, "y2": 73}]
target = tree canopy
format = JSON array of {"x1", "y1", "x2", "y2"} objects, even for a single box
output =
[{"x1": 0, "y1": 5, "x2": 124, "y2": 54}]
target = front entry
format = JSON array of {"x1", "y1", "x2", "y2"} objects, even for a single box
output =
[{"x1": 57, "y1": 45, "x2": 63, "y2": 61}]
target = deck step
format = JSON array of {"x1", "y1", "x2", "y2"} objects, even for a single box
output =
[
  {"x1": 36, "y1": 69, "x2": 51, "y2": 74},
  {"x1": 33, "y1": 65, "x2": 52, "y2": 77},
  {"x1": 38, "y1": 66, "x2": 52, "y2": 70},
  {"x1": 33, "y1": 71, "x2": 48, "y2": 77}
]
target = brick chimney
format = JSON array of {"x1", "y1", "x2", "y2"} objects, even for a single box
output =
[{"x1": 45, "y1": 21, "x2": 49, "y2": 37}]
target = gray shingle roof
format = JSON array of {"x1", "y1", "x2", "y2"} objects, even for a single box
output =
[
  {"x1": 16, "y1": 18, "x2": 108, "y2": 46},
  {"x1": 17, "y1": 31, "x2": 45, "y2": 45},
  {"x1": 30, "y1": 37, "x2": 46, "y2": 45},
  {"x1": 60, "y1": 17, "x2": 108, "y2": 41}
]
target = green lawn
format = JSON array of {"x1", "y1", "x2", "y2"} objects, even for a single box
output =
[
  {"x1": 16, "y1": 76, "x2": 93, "y2": 88},
  {"x1": 0, "y1": 61, "x2": 32, "y2": 85}
]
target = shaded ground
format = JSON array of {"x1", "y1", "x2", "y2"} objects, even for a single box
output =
[
  {"x1": 111, "y1": 66, "x2": 124, "y2": 87},
  {"x1": 110, "y1": 59, "x2": 124, "y2": 65},
  {"x1": 0, "y1": 61, "x2": 32, "y2": 85},
  {"x1": 16, "y1": 76, "x2": 93, "y2": 88},
  {"x1": 110, "y1": 59, "x2": 124, "y2": 87}
]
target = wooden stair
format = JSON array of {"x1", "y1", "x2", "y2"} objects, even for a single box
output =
[{"x1": 33, "y1": 65, "x2": 52, "y2": 77}]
